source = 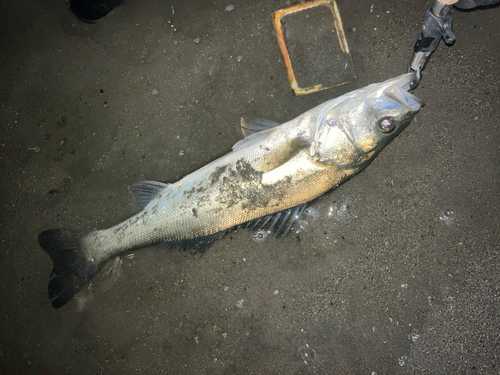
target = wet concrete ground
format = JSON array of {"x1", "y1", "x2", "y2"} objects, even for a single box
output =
[{"x1": 1, "y1": 0, "x2": 499, "y2": 373}]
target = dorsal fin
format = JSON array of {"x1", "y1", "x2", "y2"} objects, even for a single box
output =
[
  {"x1": 128, "y1": 181, "x2": 170, "y2": 211},
  {"x1": 232, "y1": 128, "x2": 276, "y2": 151},
  {"x1": 233, "y1": 118, "x2": 282, "y2": 152},
  {"x1": 240, "y1": 118, "x2": 281, "y2": 137}
]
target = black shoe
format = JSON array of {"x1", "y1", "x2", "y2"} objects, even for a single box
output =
[{"x1": 70, "y1": 0, "x2": 123, "y2": 22}]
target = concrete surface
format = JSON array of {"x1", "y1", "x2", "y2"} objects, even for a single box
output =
[{"x1": 1, "y1": 0, "x2": 499, "y2": 373}]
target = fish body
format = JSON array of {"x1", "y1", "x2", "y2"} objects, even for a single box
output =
[
  {"x1": 88, "y1": 111, "x2": 349, "y2": 256},
  {"x1": 39, "y1": 73, "x2": 423, "y2": 308}
]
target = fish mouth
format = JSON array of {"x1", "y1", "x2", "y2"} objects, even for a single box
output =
[{"x1": 383, "y1": 73, "x2": 424, "y2": 112}]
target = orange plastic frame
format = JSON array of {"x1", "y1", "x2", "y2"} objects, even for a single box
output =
[{"x1": 272, "y1": 0, "x2": 353, "y2": 95}]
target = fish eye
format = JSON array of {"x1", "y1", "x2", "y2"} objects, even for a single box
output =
[{"x1": 378, "y1": 117, "x2": 396, "y2": 133}]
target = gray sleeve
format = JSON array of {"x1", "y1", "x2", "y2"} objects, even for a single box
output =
[{"x1": 455, "y1": 0, "x2": 500, "y2": 9}]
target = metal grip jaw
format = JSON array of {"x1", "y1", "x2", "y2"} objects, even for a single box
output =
[{"x1": 409, "y1": 1, "x2": 456, "y2": 76}]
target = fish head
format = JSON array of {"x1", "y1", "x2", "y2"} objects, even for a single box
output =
[{"x1": 311, "y1": 73, "x2": 424, "y2": 168}]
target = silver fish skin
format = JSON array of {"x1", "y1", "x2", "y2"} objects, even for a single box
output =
[{"x1": 39, "y1": 73, "x2": 423, "y2": 308}]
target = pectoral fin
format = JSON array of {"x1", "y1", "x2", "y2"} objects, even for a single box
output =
[
  {"x1": 253, "y1": 136, "x2": 308, "y2": 172},
  {"x1": 233, "y1": 117, "x2": 308, "y2": 173}
]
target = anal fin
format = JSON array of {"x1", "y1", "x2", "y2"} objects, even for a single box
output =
[
  {"x1": 241, "y1": 203, "x2": 308, "y2": 239},
  {"x1": 158, "y1": 203, "x2": 308, "y2": 254},
  {"x1": 159, "y1": 231, "x2": 228, "y2": 254}
]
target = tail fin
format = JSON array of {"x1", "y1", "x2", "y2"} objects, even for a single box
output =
[{"x1": 38, "y1": 229, "x2": 101, "y2": 309}]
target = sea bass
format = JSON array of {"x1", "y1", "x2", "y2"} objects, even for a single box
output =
[{"x1": 39, "y1": 73, "x2": 423, "y2": 308}]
